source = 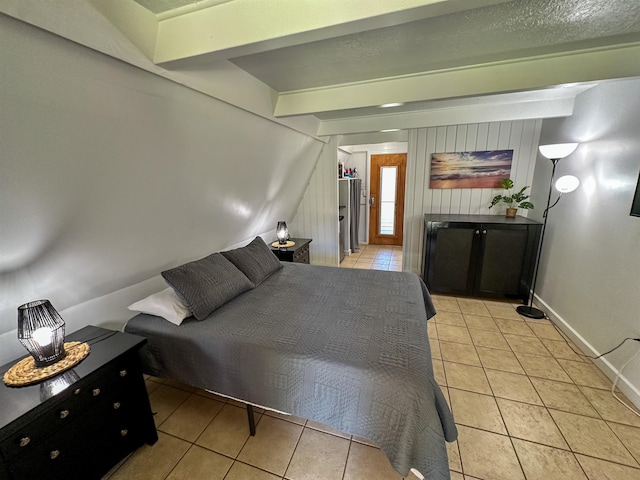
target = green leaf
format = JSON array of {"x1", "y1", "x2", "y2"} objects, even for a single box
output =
[
  {"x1": 500, "y1": 178, "x2": 514, "y2": 189},
  {"x1": 489, "y1": 195, "x2": 503, "y2": 208}
]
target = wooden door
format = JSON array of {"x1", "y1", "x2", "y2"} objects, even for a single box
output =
[{"x1": 369, "y1": 154, "x2": 406, "y2": 246}]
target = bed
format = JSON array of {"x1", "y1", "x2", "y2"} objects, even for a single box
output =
[{"x1": 124, "y1": 237, "x2": 457, "y2": 479}]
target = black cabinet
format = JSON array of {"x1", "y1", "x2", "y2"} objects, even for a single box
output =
[
  {"x1": 423, "y1": 214, "x2": 541, "y2": 303},
  {"x1": 270, "y1": 238, "x2": 312, "y2": 264},
  {"x1": 0, "y1": 326, "x2": 157, "y2": 480}
]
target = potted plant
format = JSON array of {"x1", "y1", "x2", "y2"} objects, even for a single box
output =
[{"x1": 489, "y1": 178, "x2": 534, "y2": 217}]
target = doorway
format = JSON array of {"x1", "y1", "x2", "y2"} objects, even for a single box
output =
[{"x1": 368, "y1": 153, "x2": 407, "y2": 246}]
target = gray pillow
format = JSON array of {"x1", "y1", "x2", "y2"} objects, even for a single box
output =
[
  {"x1": 222, "y1": 236, "x2": 282, "y2": 286},
  {"x1": 161, "y1": 253, "x2": 253, "y2": 320}
]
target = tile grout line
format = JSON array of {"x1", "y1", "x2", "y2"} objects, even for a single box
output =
[{"x1": 435, "y1": 295, "x2": 640, "y2": 478}]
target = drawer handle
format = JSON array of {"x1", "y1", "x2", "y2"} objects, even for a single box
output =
[
  {"x1": 113, "y1": 402, "x2": 121, "y2": 410},
  {"x1": 92, "y1": 388, "x2": 101, "y2": 397},
  {"x1": 50, "y1": 450, "x2": 60, "y2": 460},
  {"x1": 119, "y1": 369, "x2": 127, "y2": 377},
  {"x1": 19, "y1": 436, "x2": 30, "y2": 447},
  {"x1": 74, "y1": 388, "x2": 81, "y2": 395},
  {"x1": 59, "y1": 409, "x2": 70, "y2": 419},
  {"x1": 120, "y1": 429, "x2": 128, "y2": 437}
]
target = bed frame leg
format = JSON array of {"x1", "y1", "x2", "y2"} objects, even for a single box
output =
[{"x1": 246, "y1": 404, "x2": 256, "y2": 436}]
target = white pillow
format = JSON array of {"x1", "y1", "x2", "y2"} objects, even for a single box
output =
[{"x1": 127, "y1": 288, "x2": 192, "y2": 325}]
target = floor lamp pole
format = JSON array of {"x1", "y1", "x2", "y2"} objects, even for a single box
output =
[{"x1": 516, "y1": 158, "x2": 559, "y2": 319}]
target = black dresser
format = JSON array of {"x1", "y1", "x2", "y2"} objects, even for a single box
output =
[
  {"x1": 0, "y1": 326, "x2": 157, "y2": 480},
  {"x1": 270, "y1": 238, "x2": 312, "y2": 264},
  {"x1": 423, "y1": 214, "x2": 542, "y2": 303}
]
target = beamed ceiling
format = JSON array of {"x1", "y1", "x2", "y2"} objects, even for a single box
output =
[{"x1": 3, "y1": 0, "x2": 640, "y2": 138}]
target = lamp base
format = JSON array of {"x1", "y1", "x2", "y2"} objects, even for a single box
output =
[{"x1": 516, "y1": 305, "x2": 546, "y2": 319}]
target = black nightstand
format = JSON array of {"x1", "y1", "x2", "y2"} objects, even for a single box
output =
[
  {"x1": 0, "y1": 326, "x2": 157, "y2": 480},
  {"x1": 270, "y1": 238, "x2": 312, "y2": 264}
]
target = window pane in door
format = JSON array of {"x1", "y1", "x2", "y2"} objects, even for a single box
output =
[{"x1": 380, "y1": 166, "x2": 397, "y2": 235}]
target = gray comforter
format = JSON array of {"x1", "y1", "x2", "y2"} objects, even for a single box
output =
[{"x1": 125, "y1": 263, "x2": 457, "y2": 478}]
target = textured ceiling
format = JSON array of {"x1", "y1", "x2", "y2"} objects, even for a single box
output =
[
  {"x1": 3, "y1": 0, "x2": 640, "y2": 133},
  {"x1": 231, "y1": 0, "x2": 640, "y2": 92}
]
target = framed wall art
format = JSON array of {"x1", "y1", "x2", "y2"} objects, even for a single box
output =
[{"x1": 430, "y1": 150, "x2": 513, "y2": 189}]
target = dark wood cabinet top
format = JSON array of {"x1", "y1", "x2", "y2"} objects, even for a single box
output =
[
  {"x1": 424, "y1": 213, "x2": 541, "y2": 225},
  {"x1": 0, "y1": 326, "x2": 146, "y2": 431},
  {"x1": 269, "y1": 238, "x2": 312, "y2": 252}
]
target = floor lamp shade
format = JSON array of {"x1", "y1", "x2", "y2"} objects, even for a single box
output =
[
  {"x1": 538, "y1": 143, "x2": 579, "y2": 160},
  {"x1": 516, "y1": 143, "x2": 579, "y2": 319},
  {"x1": 17, "y1": 300, "x2": 67, "y2": 367}
]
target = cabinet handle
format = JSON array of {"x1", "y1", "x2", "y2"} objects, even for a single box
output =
[
  {"x1": 74, "y1": 388, "x2": 81, "y2": 395},
  {"x1": 475, "y1": 230, "x2": 480, "y2": 234},
  {"x1": 59, "y1": 409, "x2": 70, "y2": 419},
  {"x1": 119, "y1": 369, "x2": 127, "y2": 377},
  {"x1": 92, "y1": 388, "x2": 101, "y2": 397},
  {"x1": 482, "y1": 230, "x2": 487, "y2": 234},
  {"x1": 120, "y1": 429, "x2": 128, "y2": 437},
  {"x1": 19, "y1": 436, "x2": 30, "y2": 447},
  {"x1": 113, "y1": 402, "x2": 121, "y2": 410},
  {"x1": 50, "y1": 450, "x2": 60, "y2": 460}
]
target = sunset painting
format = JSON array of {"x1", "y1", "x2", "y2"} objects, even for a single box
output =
[{"x1": 430, "y1": 150, "x2": 513, "y2": 189}]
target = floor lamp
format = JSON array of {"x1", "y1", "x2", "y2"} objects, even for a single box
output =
[{"x1": 517, "y1": 143, "x2": 580, "y2": 319}]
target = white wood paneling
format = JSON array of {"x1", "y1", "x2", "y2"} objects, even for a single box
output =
[
  {"x1": 289, "y1": 137, "x2": 340, "y2": 266},
  {"x1": 404, "y1": 120, "x2": 543, "y2": 275}
]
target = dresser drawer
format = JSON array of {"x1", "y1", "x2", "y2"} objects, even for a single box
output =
[
  {"x1": 7, "y1": 397, "x2": 146, "y2": 480},
  {"x1": 292, "y1": 244, "x2": 310, "y2": 263},
  {"x1": 0, "y1": 327, "x2": 157, "y2": 480},
  {"x1": 0, "y1": 355, "x2": 139, "y2": 461}
]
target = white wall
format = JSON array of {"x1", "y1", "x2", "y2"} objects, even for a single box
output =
[
  {"x1": 532, "y1": 78, "x2": 640, "y2": 406},
  {"x1": 404, "y1": 120, "x2": 543, "y2": 274},
  {"x1": 0, "y1": 15, "x2": 323, "y2": 362},
  {"x1": 288, "y1": 137, "x2": 340, "y2": 266}
]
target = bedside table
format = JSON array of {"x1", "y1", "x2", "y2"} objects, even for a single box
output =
[
  {"x1": 270, "y1": 238, "x2": 312, "y2": 264},
  {"x1": 0, "y1": 326, "x2": 157, "y2": 480}
]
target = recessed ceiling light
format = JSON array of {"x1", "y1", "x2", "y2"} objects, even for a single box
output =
[
  {"x1": 380, "y1": 129, "x2": 400, "y2": 133},
  {"x1": 379, "y1": 102, "x2": 404, "y2": 108}
]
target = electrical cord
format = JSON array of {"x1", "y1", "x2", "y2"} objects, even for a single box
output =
[
  {"x1": 543, "y1": 313, "x2": 638, "y2": 360},
  {"x1": 532, "y1": 311, "x2": 640, "y2": 417},
  {"x1": 62, "y1": 330, "x2": 119, "y2": 354},
  {"x1": 612, "y1": 349, "x2": 640, "y2": 418}
]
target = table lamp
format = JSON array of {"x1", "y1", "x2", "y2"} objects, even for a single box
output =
[{"x1": 18, "y1": 300, "x2": 67, "y2": 367}]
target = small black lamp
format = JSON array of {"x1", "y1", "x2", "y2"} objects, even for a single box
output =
[
  {"x1": 276, "y1": 221, "x2": 289, "y2": 245},
  {"x1": 17, "y1": 300, "x2": 67, "y2": 367}
]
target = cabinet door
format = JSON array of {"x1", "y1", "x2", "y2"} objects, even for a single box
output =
[
  {"x1": 425, "y1": 222, "x2": 477, "y2": 294},
  {"x1": 475, "y1": 225, "x2": 528, "y2": 298}
]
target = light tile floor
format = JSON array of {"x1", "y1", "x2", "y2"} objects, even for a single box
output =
[
  {"x1": 104, "y1": 247, "x2": 640, "y2": 480},
  {"x1": 339, "y1": 244, "x2": 403, "y2": 271}
]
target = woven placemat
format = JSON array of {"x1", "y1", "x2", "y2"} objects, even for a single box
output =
[
  {"x1": 271, "y1": 241, "x2": 295, "y2": 248},
  {"x1": 3, "y1": 341, "x2": 90, "y2": 387}
]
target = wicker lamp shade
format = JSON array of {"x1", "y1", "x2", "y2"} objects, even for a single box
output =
[{"x1": 18, "y1": 299, "x2": 67, "y2": 367}]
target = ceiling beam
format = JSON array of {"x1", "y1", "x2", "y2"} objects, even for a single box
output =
[
  {"x1": 274, "y1": 43, "x2": 640, "y2": 118},
  {"x1": 318, "y1": 96, "x2": 576, "y2": 136},
  {"x1": 91, "y1": 0, "x2": 159, "y2": 59},
  {"x1": 153, "y1": 0, "x2": 512, "y2": 65}
]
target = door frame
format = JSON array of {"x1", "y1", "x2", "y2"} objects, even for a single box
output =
[
  {"x1": 342, "y1": 144, "x2": 408, "y2": 246},
  {"x1": 368, "y1": 153, "x2": 407, "y2": 246}
]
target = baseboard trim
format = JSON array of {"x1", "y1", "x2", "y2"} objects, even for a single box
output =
[{"x1": 533, "y1": 294, "x2": 640, "y2": 409}]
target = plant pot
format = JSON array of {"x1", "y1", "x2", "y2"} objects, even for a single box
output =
[{"x1": 505, "y1": 208, "x2": 517, "y2": 218}]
